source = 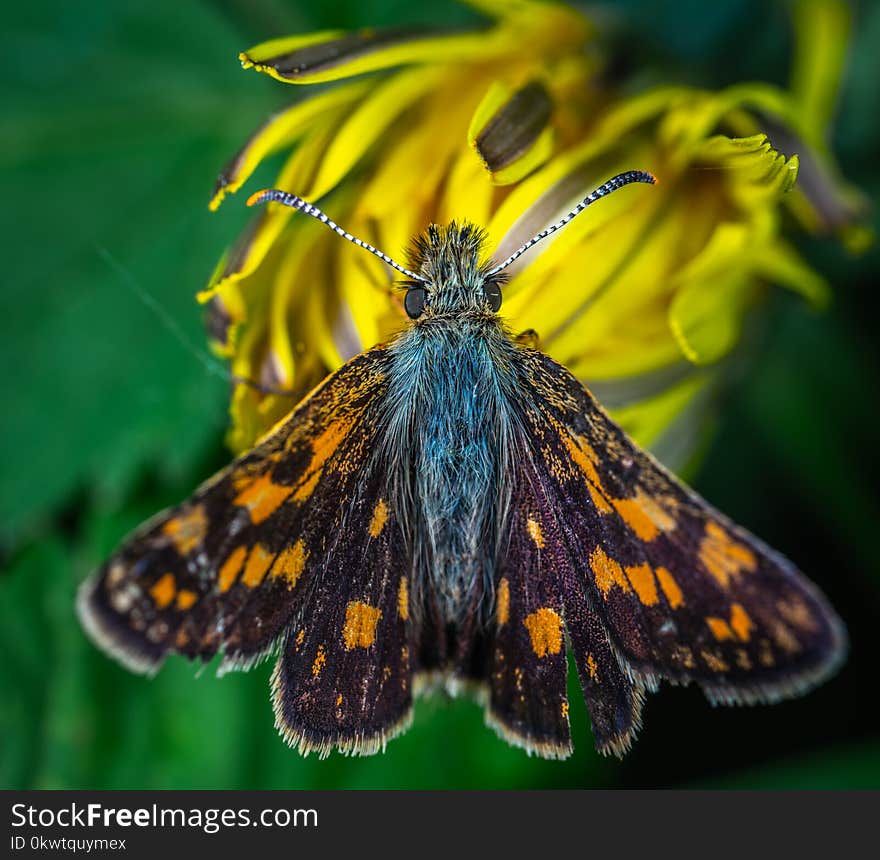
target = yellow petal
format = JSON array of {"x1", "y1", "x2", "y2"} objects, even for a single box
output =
[
  {"x1": 488, "y1": 88, "x2": 684, "y2": 266},
  {"x1": 208, "y1": 81, "x2": 370, "y2": 210},
  {"x1": 694, "y1": 134, "x2": 799, "y2": 209},
  {"x1": 359, "y1": 70, "x2": 486, "y2": 220},
  {"x1": 439, "y1": 146, "x2": 496, "y2": 227},
  {"x1": 468, "y1": 79, "x2": 554, "y2": 185},
  {"x1": 202, "y1": 116, "x2": 373, "y2": 304},
  {"x1": 308, "y1": 66, "x2": 448, "y2": 202},
  {"x1": 751, "y1": 240, "x2": 831, "y2": 309},
  {"x1": 659, "y1": 84, "x2": 805, "y2": 166},
  {"x1": 491, "y1": 126, "x2": 554, "y2": 185},
  {"x1": 198, "y1": 208, "x2": 289, "y2": 303},
  {"x1": 240, "y1": 27, "x2": 509, "y2": 85},
  {"x1": 205, "y1": 285, "x2": 246, "y2": 359},
  {"x1": 608, "y1": 371, "x2": 711, "y2": 452},
  {"x1": 667, "y1": 223, "x2": 758, "y2": 365},
  {"x1": 501, "y1": 148, "x2": 666, "y2": 338}
]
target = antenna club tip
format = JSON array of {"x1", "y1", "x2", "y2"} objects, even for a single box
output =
[
  {"x1": 246, "y1": 189, "x2": 271, "y2": 207},
  {"x1": 631, "y1": 170, "x2": 657, "y2": 185}
]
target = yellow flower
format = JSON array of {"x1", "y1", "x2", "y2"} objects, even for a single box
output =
[{"x1": 203, "y1": 0, "x2": 864, "y2": 463}]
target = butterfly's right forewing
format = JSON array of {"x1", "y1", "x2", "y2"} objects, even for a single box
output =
[{"x1": 78, "y1": 347, "x2": 392, "y2": 675}]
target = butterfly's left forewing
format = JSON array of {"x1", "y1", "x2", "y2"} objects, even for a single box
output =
[{"x1": 512, "y1": 349, "x2": 846, "y2": 754}]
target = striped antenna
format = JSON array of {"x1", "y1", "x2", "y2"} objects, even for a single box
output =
[
  {"x1": 247, "y1": 189, "x2": 428, "y2": 283},
  {"x1": 485, "y1": 170, "x2": 656, "y2": 277}
]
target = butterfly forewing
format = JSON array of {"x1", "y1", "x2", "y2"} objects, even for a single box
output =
[{"x1": 518, "y1": 349, "x2": 847, "y2": 717}]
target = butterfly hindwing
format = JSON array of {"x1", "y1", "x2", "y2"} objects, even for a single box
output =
[
  {"x1": 488, "y1": 467, "x2": 572, "y2": 758},
  {"x1": 494, "y1": 454, "x2": 644, "y2": 757},
  {"x1": 517, "y1": 348, "x2": 846, "y2": 738},
  {"x1": 77, "y1": 347, "x2": 391, "y2": 675},
  {"x1": 272, "y1": 472, "x2": 413, "y2": 756}
]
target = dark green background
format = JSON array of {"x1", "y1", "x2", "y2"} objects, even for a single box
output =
[{"x1": 2, "y1": 0, "x2": 878, "y2": 789}]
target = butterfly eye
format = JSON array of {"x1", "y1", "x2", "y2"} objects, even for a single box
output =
[
  {"x1": 483, "y1": 280, "x2": 502, "y2": 312},
  {"x1": 405, "y1": 287, "x2": 427, "y2": 319}
]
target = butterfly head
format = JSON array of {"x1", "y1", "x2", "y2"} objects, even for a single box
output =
[
  {"x1": 246, "y1": 170, "x2": 656, "y2": 323},
  {"x1": 402, "y1": 222, "x2": 503, "y2": 320}
]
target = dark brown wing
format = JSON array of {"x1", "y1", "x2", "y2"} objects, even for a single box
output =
[
  {"x1": 77, "y1": 347, "x2": 392, "y2": 675},
  {"x1": 509, "y1": 348, "x2": 846, "y2": 753},
  {"x1": 486, "y1": 465, "x2": 573, "y2": 758},
  {"x1": 271, "y1": 465, "x2": 413, "y2": 756}
]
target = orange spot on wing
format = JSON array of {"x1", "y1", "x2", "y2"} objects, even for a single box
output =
[
  {"x1": 706, "y1": 616, "x2": 734, "y2": 641},
  {"x1": 369, "y1": 498, "x2": 389, "y2": 537},
  {"x1": 497, "y1": 578, "x2": 510, "y2": 626},
  {"x1": 622, "y1": 491, "x2": 678, "y2": 540},
  {"x1": 342, "y1": 600, "x2": 382, "y2": 649},
  {"x1": 656, "y1": 567, "x2": 684, "y2": 608},
  {"x1": 625, "y1": 563, "x2": 659, "y2": 606},
  {"x1": 218, "y1": 545, "x2": 247, "y2": 592},
  {"x1": 586, "y1": 653, "x2": 599, "y2": 681},
  {"x1": 161, "y1": 505, "x2": 208, "y2": 555},
  {"x1": 292, "y1": 418, "x2": 352, "y2": 502},
  {"x1": 150, "y1": 573, "x2": 176, "y2": 609},
  {"x1": 292, "y1": 471, "x2": 321, "y2": 504},
  {"x1": 706, "y1": 603, "x2": 754, "y2": 643},
  {"x1": 242, "y1": 543, "x2": 274, "y2": 587},
  {"x1": 638, "y1": 492, "x2": 678, "y2": 532},
  {"x1": 272, "y1": 539, "x2": 308, "y2": 588},
  {"x1": 564, "y1": 435, "x2": 613, "y2": 513},
  {"x1": 312, "y1": 645, "x2": 326, "y2": 677},
  {"x1": 561, "y1": 700, "x2": 570, "y2": 718},
  {"x1": 233, "y1": 473, "x2": 293, "y2": 524},
  {"x1": 699, "y1": 521, "x2": 757, "y2": 589},
  {"x1": 526, "y1": 516, "x2": 545, "y2": 549},
  {"x1": 398, "y1": 577, "x2": 409, "y2": 620},
  {"x1": 175, "y1": 589, "x2": 197, "y2": 610},
  {"x1": 590, "y1": 546, "x2": 630, "y2": 598},
  {"x1": 612, "y1": 496, "x2": 659, "y2": 542},
  {"x1": 523, "y1": 608, "x2": 563, "y2": 657},
  {"x1": 729, "y1": 603, "x2": 754, "y2": 642}
]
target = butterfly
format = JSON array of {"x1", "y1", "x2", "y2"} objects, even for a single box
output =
[{"x1": 78, "y1": 170, "x2": 846, "y2": 759}]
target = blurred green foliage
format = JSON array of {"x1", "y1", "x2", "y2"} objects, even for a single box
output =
[{"x1": 1, "y1": 0, "x2": 878, "y2": 789}]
